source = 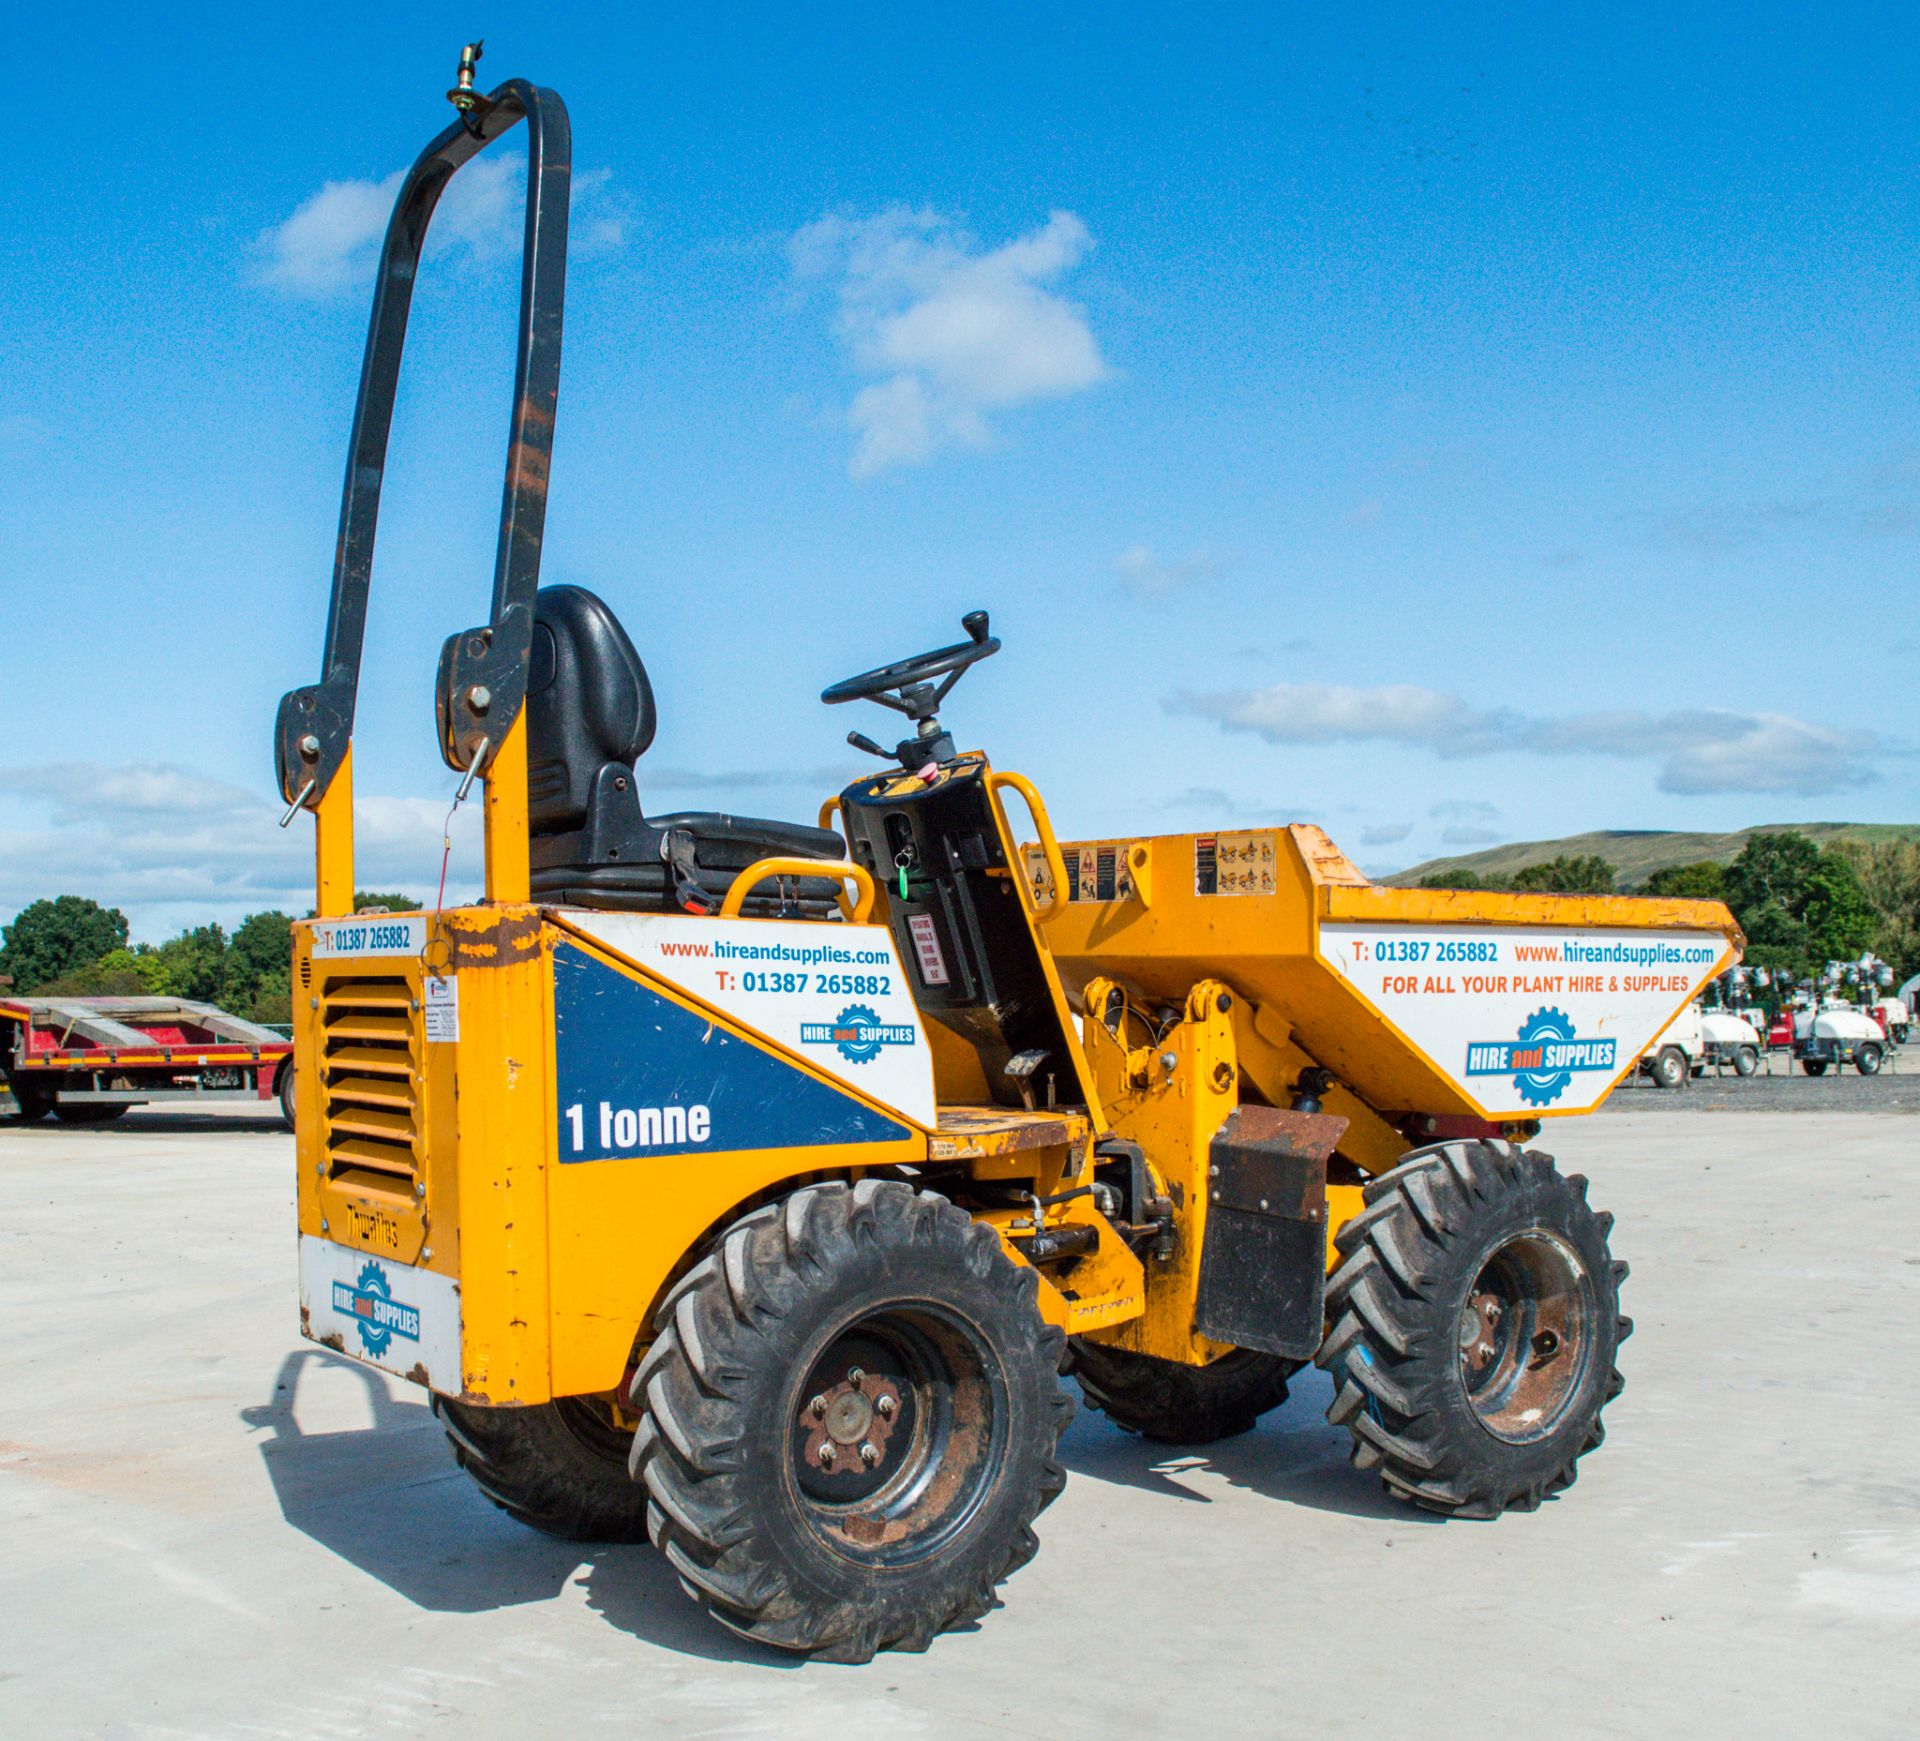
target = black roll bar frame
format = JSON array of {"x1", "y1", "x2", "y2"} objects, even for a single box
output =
[{"x1": 274, "y1": 76, "x2": 571, "y2": 817}]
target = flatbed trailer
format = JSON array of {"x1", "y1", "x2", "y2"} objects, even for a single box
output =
[{"x1": 0, "y1": 995, "x2": 293, "y2": 1127}]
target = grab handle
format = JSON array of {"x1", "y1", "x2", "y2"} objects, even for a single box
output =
[
  {"x1": 987, "y1": 769, "x2": 1070, "y2": 923},
  {"x1": 719, "y1": 858, "x2": 877, "y2": 924}
]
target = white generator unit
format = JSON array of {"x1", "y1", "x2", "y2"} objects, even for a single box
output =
[{"x1": 1794, "y1": 1002, "x2": 1887, "y2": 1076}]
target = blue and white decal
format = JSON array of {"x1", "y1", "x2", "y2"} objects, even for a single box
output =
[
  {"x1": 801, "y1": 1003, "x2": 917, "y2": 1064},
  {"x1": 555, "y1": 913, "x2": 936, "y2": 1127},
  {"x1": 552, "y1": 942, "x2": 912, "y2": 1163},
  {"x1": 1464, "y1": 1007, "x2": 1618, "y2": 1108},
  {"x1": 298, "y1": 1236, "x2": 461, "y2": 1390},
  {"x1": 331, "y1": 1259, "x2": 421, "y2": 1358}
]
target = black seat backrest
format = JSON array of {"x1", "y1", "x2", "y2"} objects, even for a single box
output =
[{"x1": 528, "y1": 585, "x2": 656, "y2": 832}]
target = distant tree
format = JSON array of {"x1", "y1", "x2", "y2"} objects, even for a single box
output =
[
  {"x1": 1508, "y1": 855, "x2": 1617, "y2": 895},
  {"x1": 1642, "y1": 861, "x2": 1727, "y2": 900},
  {"x1": 352, "y1": 890, "x2": 423, "y2": 913},
  {"x1": 147, "y1": 924, "x2": 229, "y2": 1004},
  {"x1": 1722, "y1": 831, "x2": 1874, "y2": 977},
  {"x1": 1834, "y1": 840, "x2": 1920, "y2": 982},
  {"x1": 224, "y1": 910, "x2": 294, "y2": 1022},
  {"x1": 1419, "y1": 871, "x2": 1483, "y2": 890},
  {"x1": 0, "y1": 896, "x2": 129, "y2": 992}
]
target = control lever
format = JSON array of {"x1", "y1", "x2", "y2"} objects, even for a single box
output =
[{"x1": 847, "y1": 731, "x2": 891, "y2": 760}]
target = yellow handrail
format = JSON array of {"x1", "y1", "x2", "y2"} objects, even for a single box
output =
[
  {"x1": 718, "y1": 857, "x2": 877, "y2": 924},
  {"x1": 987, "y1": 769, "x2": 1069, "y2": 923}
]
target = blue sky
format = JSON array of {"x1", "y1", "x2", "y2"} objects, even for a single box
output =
[{"x1": 4, "y1": 4, "x2": 1916, "y2": 939}]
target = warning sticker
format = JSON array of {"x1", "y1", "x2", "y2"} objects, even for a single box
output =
[
  {"x1": 423, "y1": 975, "x2": 459, "y2": 1043},
  {"x1": 1197, "y1": 831, "x2": 1276, "y2": 896},
  {"x1": 907, "y1": 913, "x2": 950, "y2": 987}
]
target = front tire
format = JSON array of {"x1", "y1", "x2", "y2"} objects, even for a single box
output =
[
  {"x1": 1069, "y1": 1341, "x2": 1299, "y2": 1443},
  {"x1": 276, "y1": 1060, "x2": 296, "y2": 1132},
  {"x1": 632, "y1": 1180, "x2": 1072, "y2": 1661},
  {"x1": 1649, "y1": 1047, "x2": 1687, "y2": 1090},
  {"x1": 1856, "y1": 1043, "x2": 1884, "y2": 1076},
  {"x1": 1318, "y1": 1140, "x2": 1629, "y2": 1519},
  {"x1": 434, "y1": 1394, "x2": 649, "y2": 1542},
  {"x1": 1733, "y1": 1045, "x2": 1759, "y2": 1077}
]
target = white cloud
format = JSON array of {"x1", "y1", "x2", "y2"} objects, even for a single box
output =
[
  {"x1": 1170, "y1": 684, "x2": 1882, "y2": 798},
  {"x1": 791, "y1": 206, "x2": 1110, "y2": 477},
  {"x1": 0, "y1": 762, "x2": 482, "y2": 941},
  {"x1": 1114, "y1": 545, "x2": 1233, "y2": 598},
  {"x1": 1360, "y1": 821, "x2": 1413, "y2": 846},
  {"x1": 256, "y1": 158, "x2": 623, "y2": 299},
  {"x1": 1441, "y1": 825, "x2": 1504, "y2": 846}
]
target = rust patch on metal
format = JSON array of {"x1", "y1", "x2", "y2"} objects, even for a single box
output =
[
  {"x1": 319, "y1": 1332, "x2": 346, "y2": 1353},
  {"x1": 299, "y1": 1305, "x2": 311, "y2": 1335},
  {"x1": 444, "y1": 909, "x2": 544, "y2": 969},
  {"x1": 403, "y1": 1363, "x2": 432, "y2": 1390}
]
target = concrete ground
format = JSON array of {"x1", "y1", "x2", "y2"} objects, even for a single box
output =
[{"x1": 2, "y1": 1104, "x2": 1916, "y2": 1741}]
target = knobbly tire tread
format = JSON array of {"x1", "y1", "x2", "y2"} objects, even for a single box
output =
[
  {"x1": 1316, "y1": 1139, "x2": 1630, "y2": 1519},
  {"x1": 630, "y1": 1179, "x2": 1072, "y2": 1661},
  {"x1": 1068, "y1": 1341, "x2": 1299, "y2": 1443},
  {"x1": 434, "y1": 1395, "x2": 650, "y2": 1543}
]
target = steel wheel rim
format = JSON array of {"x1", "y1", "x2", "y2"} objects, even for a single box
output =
[
  {"x1": 1457, "y1": 1230, "x2": 1595, "y2": 1444},
  {"x1": 785, "y1": 1304, "x2": 1005, "y2": 1568}
]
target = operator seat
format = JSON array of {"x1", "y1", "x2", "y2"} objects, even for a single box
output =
[{"x1": 524, "y1": 585, "x2": 846, "y2": 916}]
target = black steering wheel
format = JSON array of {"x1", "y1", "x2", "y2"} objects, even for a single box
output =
[{"x1": 821, "y1": 610, "x2": 1000, "y2": 719}]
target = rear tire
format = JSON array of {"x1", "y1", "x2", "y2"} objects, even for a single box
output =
[
  {"x1": 1649, "y1": 1047, "x2": 1687, "y2": 1090},
  {"x1": 276, "y1": 1060, "x2": 295, "y2": 1133},
  {"x1": 8, "y1": 1080, "x2": 55, "y2": 1122},
  {"x1": 1856, "y1": 1043, "x2": 1884, "y2": 1076},
  {"x1": 434, "y1": 1394, "x2": 649, "y2": 1542},
  {"x1": 631, "y1": 1180, "x2": 1072, "y2": 1661},
  {"x1": 1733, "y1": 1046, "x2": 1759, "y2": 1077},
  {"x1": 1802, "y1": 1058, "x2": 1829, "y2": 1077},
  {"x1": 1318, "y1": 1140, "x2": 1629, "y2": 1519},
  {"x1": 1069, "y1": 1341, "x2": 1299, "y2": 1443}
]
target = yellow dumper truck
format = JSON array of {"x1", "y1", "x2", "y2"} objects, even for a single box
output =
[{"x1": 276, "y1": 54, "x2": 1741, "y2": 1661}]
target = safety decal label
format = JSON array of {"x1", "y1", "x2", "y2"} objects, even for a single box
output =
[
  {"x1": 557, "y1": 914, "x2": 935, "y2": 1128},
  {"x1": 906, "y1": 913, "x2": 950, "y2": 986},
  {"x1": 1319, "y1": 923, "x2": 1731, "y2": 1115},
  {"x1": 423, "y1": 975, "x2": 459, "y2": 1043},
  {"x1": 310, "y1": 914, "x2": 426, "y2": 959},
  {"x1": 1196, "y1": 832, "x2": 1277, "y2": 897},
  {"x1": 550, "y1": 942, "x2": 915, "y2": 1162},
  {"x1": 298, "y1": 1236, "x2": 460, "y2": 1389}
]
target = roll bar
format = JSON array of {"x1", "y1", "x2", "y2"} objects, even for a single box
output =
[{"x1": 274, "y1": 54, "x2": 569, "y2": 913}]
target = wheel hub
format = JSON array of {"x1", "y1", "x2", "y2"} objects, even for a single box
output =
[
  {"x1": 799, "y1": 1363, "x2": 903, "y2": 1472},
  {"x1": 1457, "y1": 1231, "x2": 1595, "y2": 1444},
  {"x1": 1459, "y1": 1290, "x2": 1504, "y2": 1372}
]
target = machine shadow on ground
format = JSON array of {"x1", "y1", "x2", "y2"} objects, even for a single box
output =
[
  {"x1": 240, "y1": 1348, "x2": 802, "y2": 1666},
  {"x1": 1060, "y1": 1366, "x2": 1444, "y2": 1525},
  {"x1": 2, "y1": 1111, "x2": 291, "y2": 1137}
]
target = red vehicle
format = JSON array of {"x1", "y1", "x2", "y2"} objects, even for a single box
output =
[{"x1": 0, "y1": 995, "x2": 293, "y2": 1127}]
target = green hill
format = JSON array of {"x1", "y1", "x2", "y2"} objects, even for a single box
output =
[{"x1": 1385, "y1": 823, "x2": 1920, "y2": 889}]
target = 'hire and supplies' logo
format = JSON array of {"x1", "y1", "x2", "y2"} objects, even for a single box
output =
[
  {"x1": 1464, "y1": 1007, "x2": 1617, "y2": 1108},
  {"x1": 332, "y1": 1260, "x2": 421, "y2": 1358},
  {"x1": 800, "y1": 1003, "x2": 916, "y2": 1065}
]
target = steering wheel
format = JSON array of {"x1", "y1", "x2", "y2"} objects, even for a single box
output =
[{"x1": 821, "y1": 610, "x2": 1000, "y2": 718}]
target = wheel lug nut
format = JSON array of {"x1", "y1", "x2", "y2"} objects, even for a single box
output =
[
  {"x1": 859, "y1": 1442, "x2": 880, "y2": 1466},
  {"x1": 875, "y1": 1393, "x2": 896, "y2": 1418},
  {"x1": 846, "y1": 1367, "x2": 864, "y2": 1389},
  {"x1": 818, "y1": 1443, "x2": 835, "y2": 1468},
  {"x1": 808, "y1": 1394, "x2": 827, "y2": 1418}
]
